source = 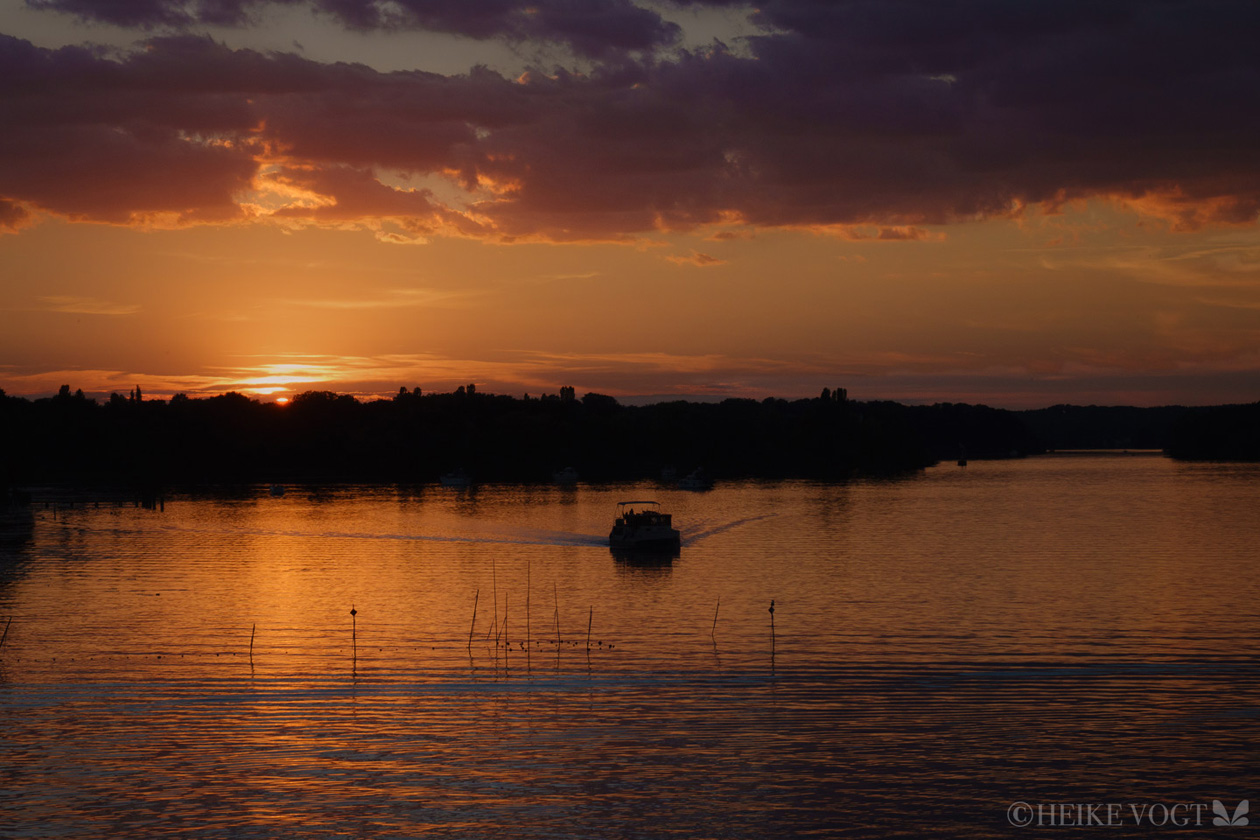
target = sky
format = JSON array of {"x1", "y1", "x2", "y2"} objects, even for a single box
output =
[{"x1": 2, "y1": 0, "x2": 1260, "y2": 408}]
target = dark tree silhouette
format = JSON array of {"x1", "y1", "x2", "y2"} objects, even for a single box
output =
[{"x1": 13, "y1": 384, "x2": 1241, "y2": 488}]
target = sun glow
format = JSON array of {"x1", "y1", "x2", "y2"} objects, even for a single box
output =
[{"x1": 225, "y1": 364, "x2": 341, "y2": 396}]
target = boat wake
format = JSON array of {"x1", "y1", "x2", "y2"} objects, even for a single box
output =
[
  {"x1": 278, "y1": 527, "x2": 609, "y2": 548},
  {"x1": 683, "y1": 513, "x2": 778, "y2": 544},
  {"x1": 52, "y1": 510, "x2": 770, "y2": 551},
  {"x1": 57, "y1": 518, "x2": 610, "y2": 549}
]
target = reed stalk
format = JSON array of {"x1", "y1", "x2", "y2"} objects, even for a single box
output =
[
  {"x1": 468, "y1": 589, "x2": 479, "y2": 649},
  {"x1": 488, "y1": 558, "x2": 499, "y2": 642},
  {"x1": 526, "y1": 559, "x2": 531, "y2": 670},
  {"x1": 553, "y1": 583, "x2": 560, "y2": 648}
]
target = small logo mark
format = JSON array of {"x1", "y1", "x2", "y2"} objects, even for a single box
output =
[{"x1": 1213, "y1": 800, "x2": 1249, "y2": 827}]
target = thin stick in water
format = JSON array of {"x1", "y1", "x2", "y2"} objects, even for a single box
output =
[
  {"x1": 249, "y1": 623, "x2": 256, "y2": 662},
  {"x1": 488, "y1": 558, "x2": 499, "y2": 641},
  {"x1": 0, "y1": 616, "x2": 11, "y2": 650},
  {"x1": 586, "y1": 606, "x2": 593, "y2": 650},
  {"x1": 468, "y1": 589, "x2": 479, "y2": 649},
  {"x1": 526, "y1": 560, "x2": 531, "y2": 670},
  {"x1": 553, "y1": 583, "x2": 561, "y2": 648},
  {"x1": 711, "y1": 596, "x2": 721, "y2": 638},
  {"x1": 350, "y1": 605, "x2": 358, "y2": 664},
  {"x1": 769, "y1": 599, "x2": 776, "y2": 652}
]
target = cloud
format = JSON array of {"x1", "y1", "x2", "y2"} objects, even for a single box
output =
[
  {"x1": 10, "y1": 342, "x2": 1260, "y2": 406},
  {"x1": 279, "y1": 287, "x2": 471, "y2": 308},
  {"x1": 0, "y1": 197, "x2": 32, "y2": 232},
  {"x1": 37, "y1": 295, "x2": 142, "y2": 315},
  {"x1": 0, "y1": 34, "x2": 258, "y2": 225},
  {"x1": 0, "y1": 367, "x2": 226, "y2": 399},
  {"x1": 4, "y1": 1, "x2": 1260, "y2": 239},
  {"x1": 834, "y1": 226, "x2": 943, "y2": 242},
  {"x1": 666, "y1": 250, "x2": 725, "y2": 266},
  {"x1": 26, "y1": 0, "x2": 682, "y2": 59}
]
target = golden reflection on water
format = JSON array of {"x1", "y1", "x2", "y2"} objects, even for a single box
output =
[{"x1": 2, "y1": 455, "x2": 1260, "y2": 837}]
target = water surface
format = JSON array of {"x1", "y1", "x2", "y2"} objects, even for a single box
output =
[{"x1": 2, "y1": 454, "x2": 1257, "y2": 837}]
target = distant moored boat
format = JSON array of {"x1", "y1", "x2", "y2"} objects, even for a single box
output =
[
  {"x1": 440, "y1": 468, "x2": 472, "y2": 487},
  {"x1": 678, "y1": 467, "x2": 713, "y2": 490}
]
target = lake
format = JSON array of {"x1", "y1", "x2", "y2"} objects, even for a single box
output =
[{"x1": 2, "y1": 453, "x2": 1258, "y2": 837}]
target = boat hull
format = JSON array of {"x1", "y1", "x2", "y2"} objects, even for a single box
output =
[
  {"x1": 609, "y1": 534, "x2": 681, "y2": 551},
  {"x1": 608, "y1": 525, "x2": 681, "y2": 551}
]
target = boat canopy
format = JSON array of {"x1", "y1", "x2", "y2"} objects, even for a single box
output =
[{"x1": 617, "y1": 500, "x2": 661, "y2": 509}]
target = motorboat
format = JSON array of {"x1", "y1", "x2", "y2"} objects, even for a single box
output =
[{"x1": 609, "y1": 501, "x2": 681, "y2": 551}]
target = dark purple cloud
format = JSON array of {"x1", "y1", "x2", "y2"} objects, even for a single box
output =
[
  {"x1": 26, "y1": 0, "x2": 682, "y2": 59},
  {"x1": 25, "y1": 0, "x2": 225, "y2": 28},
  {"x1": 327, "y1": 0, "x2": 680, "y2": 59},
  {"x1": 0, "y1": 35, "x2": 258, "y2": 223},
  {"x1": 4, "y1": 0, "x2": 1260, "y2": 237},
  {"x1": 0, "y1": 198, "x2": 31, "y2": 231}
]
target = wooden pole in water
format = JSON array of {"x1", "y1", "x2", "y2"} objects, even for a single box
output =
[
  {"x1": 769, "y1": 599, "x2": 775, "y2": 653},
  {"x1": 586, "y1": 606, "x2": 593, "y2": 650},
  {"x1": 249, "y1": 623, "x2": 256, "y2": 663},
  {"x1": 468, "y1": 589, "x2": 479, "y2": 649},
  {"x1": 526, "y1": 560, "x2": 531, "y2": 671},
  {"x1": 711, "y1": 596, "x2": 721, "y2": 638},
  {"x1": 488, "y1": 558, "x2": 499, "y2": 642},
  {"x1": 0, "y1": 616, "x2": 11, "y2": 651},
  {"x1": 350, "y1": 605, "x2": 357, "y2": 666},
  {"x1": 553, "y1": 583, "x2": 561, "y2": 648}
]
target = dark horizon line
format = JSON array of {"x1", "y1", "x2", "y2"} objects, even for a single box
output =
[{"x1": 4, "y1": 384, "x2": 1257, "y2": 414}]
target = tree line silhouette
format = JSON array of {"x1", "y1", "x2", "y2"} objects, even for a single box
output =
[
  {"x1": 1163, "y1": 401, "x2": 1260, "y2": 461},
  {"x1": 1, "y1": 385, "x2": 1253, "y2": 489}
]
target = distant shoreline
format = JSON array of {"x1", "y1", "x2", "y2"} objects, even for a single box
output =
[{"x1": 2, "y1": 388, "x2": 1256, "y2": 491}]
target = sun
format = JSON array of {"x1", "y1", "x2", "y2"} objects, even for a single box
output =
[{"x1": 275, "y1": 397, "x2": 290, "y2": 405}]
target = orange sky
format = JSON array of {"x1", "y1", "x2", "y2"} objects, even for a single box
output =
[{"x1": 3, "y1": 1, "x2": 1260, "y2": 407}]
